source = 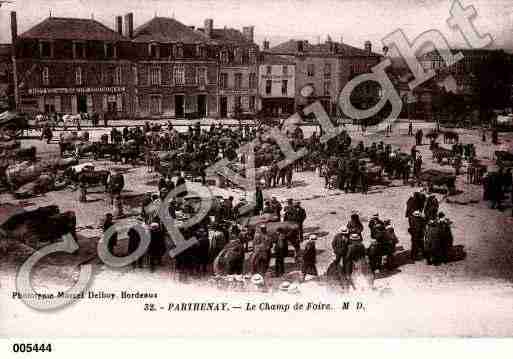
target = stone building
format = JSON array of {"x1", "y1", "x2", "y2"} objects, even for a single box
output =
[
  {"x1": 267, "y1": 38, "x2": 382, "y2": 117},
  {"x1": 257, "y1": 51, "x2": 295, "y2": 116},
  {"x1": 130, "y1": 16, "x2": 219, "y2": 119},
  {"x1": 198, "y1": 20, "x2": 259, "y2": 118},
  {"x1": 12, "y1": 12, "x2": 134, "y2": 116}
]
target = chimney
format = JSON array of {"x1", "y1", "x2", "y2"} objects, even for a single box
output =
[
  {"x1": 116, "y1": 16, "x2": 123, "y2": 35},
  {"x1": 242, "y1": 26, "x2": 254, "y2": 43},
  {"x1": 204, "y1": 18, "x2": 213, "y2": 38},
  {"x1": 263, "y1": 40, "x2": 269, "y2": 50},
  {"x1": 365, "y1": 40, "x2": 372, "y2": 55},
  {"x1": 297, "y1": 40, "x2": 304, "y2": 52},
  {"x1": 124, "y1": 13, "x2": 134, "y2": 39},
  {"x1": 340, "y1": 36, "x2": 343, "y2": 44},
  {"x1": 11, "y1": 12, "x2": 17, "y2": 44}
]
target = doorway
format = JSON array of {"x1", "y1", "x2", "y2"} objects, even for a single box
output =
[
  {"x1": 78, "y1": 95, "x2": 88, "y2": 113},
  {"x1": 175, "y1": 95, "x2": 184, "y2": 118},
  {"x1": 197, "y1": 94, "x2": 207, "y2": 118},
  {"x1": 220, "y1": 96, "x2": 227, "y2": 118}
]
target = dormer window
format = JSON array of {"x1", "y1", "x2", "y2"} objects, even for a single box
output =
[
  {"x1": 149, "y1": 43, "x2": 159, "y2": 58},
  {"x1": 220, "y1": 49, "x2": 229, "y2": 64},
  {"x1": 104, "y1": 43, "x2": 116, "y2": 59},
  {"x1": 73, "y1": 42, "x2": 86, "y2": 59},
  {"x1": 40, "y1": 41, "x2": 52, "y2": 58},
  {"x1": 174, "y1": 43, "x2": 184, "y2": 58}
]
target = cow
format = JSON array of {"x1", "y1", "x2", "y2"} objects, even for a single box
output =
[{"x1": 77, "y1": 170, "x2": 111, "y2": 191}]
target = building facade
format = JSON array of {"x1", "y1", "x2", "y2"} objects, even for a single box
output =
[
  {"x1": 130, "y1": 16, "x2": 219, "y2": 119},
  {"x1": 12, "y1": 13, "x2": 134, "y2": 116},
  {"x1": 257, "y1": 53, "x2": 295, "y2": 116},
  {"x1": 268, "y1": 39, "x2": 382, "y2": 117},
  {"x1": 198, "y1": 21, "x2": 259, "y2": 118},
  {"x1": 11, "y1": 12, "x2": 259, "y2": 119}
]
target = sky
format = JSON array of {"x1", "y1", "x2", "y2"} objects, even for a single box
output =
[{"x1": 1, "y1": 0, "x2": 512, "y2": 54}]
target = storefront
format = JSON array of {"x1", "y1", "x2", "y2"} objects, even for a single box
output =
[{"x1": 24, "y1": 86, "x2": 127, "y2": 115}]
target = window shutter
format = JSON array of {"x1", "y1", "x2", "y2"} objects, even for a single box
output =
[
  {"x1": 116, "y1": 94, "x2": 123, "y2": 112},
  {"x1": 86, "y1": 95, "x2": 93, "y2": 112},
  {"x1": 71, "y1": 95, "x2": 78, "y2": 114},
  {"x1": 102, "y1": 94, "x2": 108, "y2": 112},
  {"x1": 54, "y1": 96, "x2": 61, "y2": 113}
]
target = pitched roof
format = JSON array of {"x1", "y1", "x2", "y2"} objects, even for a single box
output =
[
  {"x1": 211, "y1": 28, "x2": 254, "y2": 45},
  {"x1": 0, "y1": 44, "x2": 12, "y2": 57},
  {"x1": 269, "y1": 39, "x2": 380, "y2": 57},
  {"x1": 260, "y1": 53, "x2": 294, "y2": 65},
  {"x1": 133, "y1": 17, "x2": 209, "y2": 43},
  {"x1": 19, "y1": 17, "x2": 127, "y2": 41}
]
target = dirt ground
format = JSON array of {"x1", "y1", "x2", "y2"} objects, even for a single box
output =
[{"x1": 1, "y1": 120, "x2": 513, "y2": 336}]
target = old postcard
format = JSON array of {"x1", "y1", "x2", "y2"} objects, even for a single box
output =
[{"x1": 1, "y1": 0, "x2": 513, "y2": 342}]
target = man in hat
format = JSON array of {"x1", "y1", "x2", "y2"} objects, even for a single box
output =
[
  {"x1": 254, "y1": 184, "x2": 264, "y2": 215},
  {"x1": 408, "y1": 210, "x2": 426, "y2": 261},
  {"x1": 148, "y1": 222, "x2": 165, "y2": 272},
  {"x1": 283, "y1": 199, "x2": 295, "y2": 222},
  {"x1": 295, "y1": 201, "x2": 307, "y2": 241},
  {"x1": 274, "y1": 228, "x2": 288, "y2": 277},
  {"x1": 369, "y1": 213, "x2": 384, "y2": 239},
  {"x1": 332, "y1": 226, "x2": 350, "y2": 269},
  {"x1": 270, "y1": 197, "x2": 282, "y2": 221},
  {"x1": 344, "y1": 233, "x2": 366, "y2": 275},
  {"x1": 262, "y1": 200, "x2": 275, "y2": 215},
  {"x1": 233, "y1": 196, "x2": 247, "y2": 220}
]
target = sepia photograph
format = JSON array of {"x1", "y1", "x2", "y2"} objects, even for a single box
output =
[{"x1": 0, "y1": 0, "x2": 513, "y2": 341}]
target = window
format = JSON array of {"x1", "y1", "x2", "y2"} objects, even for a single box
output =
[
  {"x1": 323, "y1": 81, "x2": 331, "y2": 96},
  {"x1": 249, "y1": 47, "x2": 257, "y2": 63},
  {"x1": 324, "y1": 63, "x2": 331, "y2": 78},
  {"x1": 150, "y1": 95, "x2": 162, "y2": 114},
  {"x1": 220, "y1": 73, "x2": 228, "y2": 88},
  {"x1": 40, "y1": 41, "x2": 52, "y2": 58},
  {"x1": 133, "y1": 66, "x2": 138, "y2": 86},
  {"x1": 265, "y1": 79, "x2": 272, "y2": 95},
  {"x1": 234, "y1": 48, "x2": 243, "y2": 63},
  {"x1": 150, "y1": 67, "x2": 161, "y2": 86},
  {"x1": 234, "y1": 96, "x2": 242, "y2": 109},
  {"x1": 104, "y1": 43, "x2": 116, "y2": 58},
  {"x1": 249, "y1": 73, "x2": 257, "y2": 88},
  {"x1": 42, "y1": 67, "x2": 50, "y2": 86},
  {"x1": 173, "y1": 65, "x2": 185, "y2": 85},
  {"x1": 220, "y1": 50, "x2": 229, "y2": 64},
  {"x1": 186, "y1": 66, "x2": 197, "y2": 85},
  {"x1": 74, "y1": 42, "x2": 86, "y2": 59},
  {"x1": 235, "y1": 73, "x2": 242, "y2": 89},
  {"x1": 282, "y1": 65, "x2": 288, "y2": 75},
  {"x1": 197, "y1": 67, "x2": 207, "y2": 86},
  {"x1": 281, "y1": 80, "x2": 288, "y2": 95},
  {"x1": 114, "y1": 67, "x2": 122, "y2": 85},
  {"x1": 307, "y1": 64, "x2": 315, "y2": 77},
  {"x1": 149, "y1": 43, "x2": 159, "y2": 58},
  {"x1": 249, "y1": 96, "x2": 256, "y2": 111},
  {"x1": 75, "y1": 67, "x2": 83, "y2": 85},
  {"x1": 172, "y1": 44, "x2": 184, "y2": 58},
  {"x1": 266, "y1": 65, "x2": 272, "y2": 75}
]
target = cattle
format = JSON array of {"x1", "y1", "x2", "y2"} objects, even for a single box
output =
[
  {"x1": 1, "y1": 205, "x2": 76, "y2": 248},
  {"x1": 77, "y1": 170, "x2": 110, "y2": 191}
]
